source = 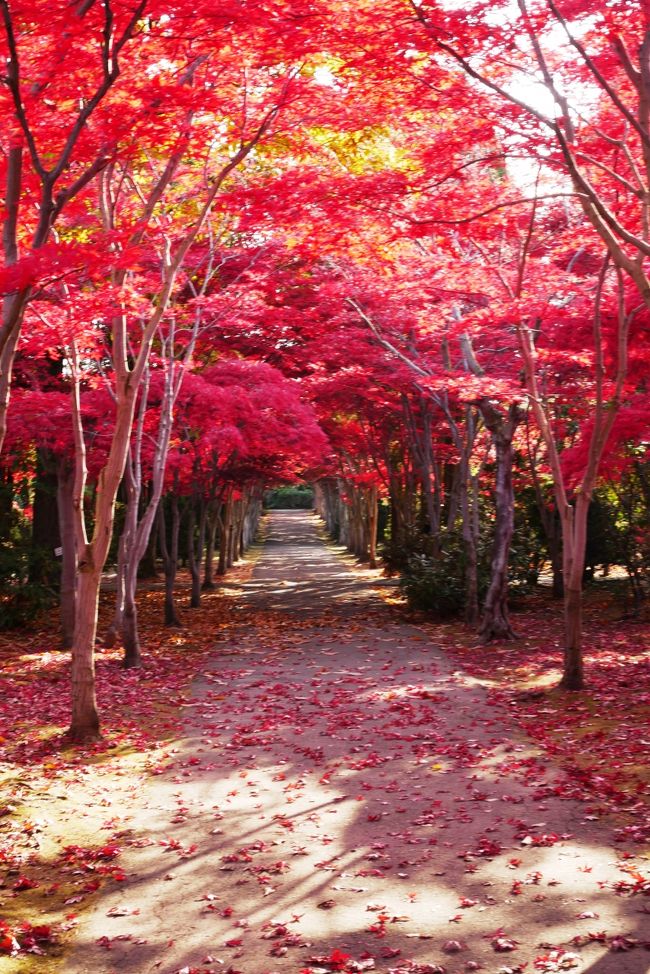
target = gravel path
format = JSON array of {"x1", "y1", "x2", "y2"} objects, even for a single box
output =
[{"x1": 67, "y1": 510, "x2": 649, "y2": 974}]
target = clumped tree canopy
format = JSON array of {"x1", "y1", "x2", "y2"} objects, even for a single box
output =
[{"x1": 2, "y1": 0, "x2": 650, "y2": 739}]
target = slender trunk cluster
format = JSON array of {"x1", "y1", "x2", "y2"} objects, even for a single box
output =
[
  {"x1": 517, "y1": 263, "x2": 632, "y2": 690},
  {"x1": 313, "y1": 478, "x2": 379, "y2": 567},
  {"x1": 150, "y1": 484, "x2": 263, "y2": 628}
]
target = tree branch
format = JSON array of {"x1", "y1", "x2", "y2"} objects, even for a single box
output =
[
  {"x1": 546, "y1": 0, "x2": 649, "y2": 147},
  {"x1": 0, "y1": 0, "x2": 47, "y2": 178},
  {"x1": 408, "y1": 192, "x2": 584, "y2": 227}
]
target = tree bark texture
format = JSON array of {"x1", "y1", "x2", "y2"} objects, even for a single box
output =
[
  {"x1": 479, "y1": 404, "x2": 520, "y2": 641},
  {"x1": 69, "y1": 568, "x2": 101, "y2": 741},
  {"x1": 202, "y1": 504, "x2": 218, "y2": 589},
  {"x1": 159, "y1": 495, "x2": 182, "y2": 627},
  {"x1": 367, "y1": 485, "x2": 379, "y2": 569}
]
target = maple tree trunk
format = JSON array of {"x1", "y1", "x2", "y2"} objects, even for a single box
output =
[
  {"x1": 122, "y1": 512, "x2": 148, "y2": 668},
  {"x1": 315, "y1": 479, "x2": 346, "y2": 542},
  {"x1": 106, "y1": 454, "x2": 140, "y2": 650},
  {"x1": 203, "y1": 506, "x2": 218, "y2": 589},
  {"x1": 216, "y1": 517, "x2": 226, "y2": 575},
  {"x1": 237, "y1": 499, "x2": 246, "y2": 559},
  {"x1": 113, "y1": 479, "x2": 163, "y2": 665},
  {"x1": 122, "y1": 577, "x2": 141, "y2": 668},
  {"x1": 559, "y1": 496, "x2": 589, "y2": 691},
  {"x1": 227, "y1": 500, "x2": 238, "y2": 568},
  {"x1": 217, "y1": 497, "x2": 232, "y2": 576},
  {"x1": 238, "y1": 497, "x2": 247, "y2": 558},
  {"x1": 225, "y1": 521, "x2": 233, "y2": 569},
  {"x1": 446, "y1": 464, "x2": 461, "y2": 530},
  {"x1": 187, "y1": 505, "x2": 198, "y2": 604},
  {"x1": 352, "y1": 487, "x2": 368, "y2": 561},
  {"x1": 418, "y1": 405, "x2": 441, "y2": 543},
  {"x1": 312, "y1": 481, "x2": 324, "y2": 523},
  {"x1": 330, "y1": 480, "x2": 344, "y2": 541},
  {"x1": 338, "y1": 485, "x2": 351, "y2": 549},
  {"x1": 56, "y1": 460, "x2": 76, "y2": 650},
  {"x1": 350, "y1": 492, "x2": 363, "y2": 558},
  {"x1": 368, "y1": 486, "x2": 378, "y2": 569},
  {"x1": 336, "y1": 486, "x2": 346, "y2": 543},
  {"x1": 70, "y1": 384, "x2": 144, "y2": 740},
  {"x1": 421, "y1": 474, "x2": 440, "y2": 550},
  {"x1": 118, "y1": 361, "x2": 177, "y2": 660},
  {"x1": 459, "y1": 453, "x2": 480, "y2": 626},
  {"x1": 0, "y1": 145, "x2": 23, "y2": 454},
  {"x1": 0, "y1": 351, "x2": 16, "y2": 456},
  {"x1": 479, "y1": 404, "x2": 520, "y2": 641},
  {"x1": 70, "y1": 527, "x2": 108, "y2": 737},
  {"x1": 234, "y1": 497, "x2": 246, "y2": 560},
  {"x1": 158, "y1": 496, "x2": 182, "y2": 627},
  {"x1": 69, "y1": 569, "x2": 102, "y2": 741},
  {"x1": 105, "y1": 535, "x2": 128, "y2": 649},
  {"x1": 563, "y1": 583, "x2": 584, "y2": 690},
  {"x1": 241, "y1": 490, "x2": 261, "y2": 551},
  {"x1": 241, "y1": 494, "x2": 255, "y2": 550},
  {"x1": 351, "y1": 494, "x2": 360, "y2": 557},
  {"x1": 188, "y1": 499, "x2": 206, "y2": 608},
  {"x1": 480, "y1": 428, "x2": 516, "y2": 641},
  {"x1": 361, "y1": 491, "x2": 370, "y2": 560},
  {"x1": 348, "y1": 494, "x2": 358, "y2": 556},
  {"x1": 358, "y1": 488, "x2": 370, "y2": 559}
]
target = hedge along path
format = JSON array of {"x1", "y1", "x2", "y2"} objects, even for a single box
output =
[{"x1": 65, "y1": 510, "x2": 648, "y2": 974}]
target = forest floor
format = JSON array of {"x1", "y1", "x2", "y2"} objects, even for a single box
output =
[{"x1": 0, "y1": 510, "x2": 649, "y2": 974}]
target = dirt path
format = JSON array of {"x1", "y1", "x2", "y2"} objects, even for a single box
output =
[{"x1": 67, "y1": 511, "x2": 649, "y2": 974}]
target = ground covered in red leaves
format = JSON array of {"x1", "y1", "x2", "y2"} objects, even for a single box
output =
[
  {"x1": 1, "y1": 528, "x2": 649, "y2": 974},
  {"x1": 430, "y1": 590, "x2": 650, "y2": 847},
  {"x1": 0, "y1": 569, "x2": 250, "y2": 967}
]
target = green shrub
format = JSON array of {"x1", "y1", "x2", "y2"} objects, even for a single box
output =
[
  {"x1": 0, "y1": 544, "x2": 57, "y2": 630},
  {"x1": 399, "y1": 529, "x2": 490, "y2": 618},
  {"x1": 264, "y1": 486, "x2": 314, "y2": 509}
]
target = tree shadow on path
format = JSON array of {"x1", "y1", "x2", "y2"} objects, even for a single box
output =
[{"x1": 65, "y1": 511, "x2": 650, "y2": 974}]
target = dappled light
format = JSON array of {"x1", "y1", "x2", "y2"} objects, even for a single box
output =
[
  {"x1": 2, "y1": 0, "x2": 650, "y2": 969},
  {"x1": 42, "y1": 513, "x2": 646, "y2": 974}
]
